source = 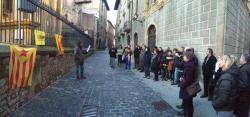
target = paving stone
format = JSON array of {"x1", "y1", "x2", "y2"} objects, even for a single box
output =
[{"x1": 12, "y1": 51, "x2": 178, "y2": 117}]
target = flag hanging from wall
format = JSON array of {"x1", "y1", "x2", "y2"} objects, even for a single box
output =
[
  {"x1": 35, "y1": 30, "x2": 46, "y2": 46},
  {"x1": 55, "y1": 34, "x2": 64, "y2": 55},
  {"x1": 9, "y1": 45, "x2": 37, "y2": 90}
]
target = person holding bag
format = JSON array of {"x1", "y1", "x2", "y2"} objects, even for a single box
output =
[{"x1": 179, "y1": 51, "x2": 197, "y2": 117}]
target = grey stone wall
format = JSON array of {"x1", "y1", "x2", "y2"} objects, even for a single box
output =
[
  {"x1": 143, "y1": 0, "x2": 223, "y2": 63},
  {"x1": 224, "y1": 0, "x2": 250, "y2": 57}
]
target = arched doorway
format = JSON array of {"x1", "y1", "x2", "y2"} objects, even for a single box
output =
[
  {"x1": 127, "y1": 35, "x2": 131, "y2": 46},
  {"x1": 148, "y1": 25, "x2": 156, "y2": 50},
  {"x1": 134, "y1": 33, "x2": 138, "y2": 48}
]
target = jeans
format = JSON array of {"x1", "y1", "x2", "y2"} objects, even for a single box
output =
[
  {"x1": 154, "y1": 69, "x2": 159, "y2": 81},
  {"x1": 174, "y1": 68, "x2": 181, "y2": 84},
  {"x1": 76, "y1": 64, "x2": 84, "y2": 78},
  {"x1": 110, "y1": 57, "x2": 116, "y2": 68},
  {"x1": 144, "y1": 65, "x2": 150, "y2": 77},
  {"x1": 118, "y1": 55, "x2": 122, "y2": 65},
  {"x1": 125, "y1": 56, "x2": 131, "y2": 69},
  {"x1": 216, "y1": 111, "x2": 234, "y2": 117},
  {"x1": 134, "y1": 57, "x2": 139, "y2": 68},
  {"x1": 183, "y1": 98, "x2": 194, "y2": 117},
  {"x1": 162, "y1": 68, "x2": 167, "y2": 80},
  {"x1": 168, "y1": 70, "x2": 174, "y2": 81}
]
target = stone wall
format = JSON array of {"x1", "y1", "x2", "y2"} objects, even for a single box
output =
[
  {"x1": 143, "y1": 0, "x2": 223, "y2": 62},
  {"x1": 141, "y1": 0, "x2": 250, "y2": 59},
  {"x1": 224, "y1": 0, "x2": 250, "y2": 57},
  {"x1": 0, "y1": 47, "x2": 92, "y2": 116}
]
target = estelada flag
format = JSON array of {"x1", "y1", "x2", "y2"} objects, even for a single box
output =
[
  {"x1": 55, "y1": 34, "x2": 64, "y2": 55},
  {"x1": 9, "y1": 45, "x2": 36, "y2": 90}
]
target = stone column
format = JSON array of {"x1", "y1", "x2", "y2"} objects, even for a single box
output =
[{"x1": 215, "y1": 0, "x2": 226, "y2": 56}]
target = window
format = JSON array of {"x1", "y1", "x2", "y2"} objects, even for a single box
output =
[{"x1": 3, "y1": 0, "x2": 13, "y2": 13}]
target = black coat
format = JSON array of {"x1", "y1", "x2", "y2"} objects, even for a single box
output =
[
  {"x1": 212, "y1": 65, "x2": 240, "y2": 111},
  {"x1": 239, "y1": 62, "x2": 250, "y2": 93},
  {"x1": 143, "y1": 51, "x2": 152, "y2": 66},
  {"x1": 202, "y1": 55, "x2": 217, "y2": 77},
  {"x1": 134, "y1": 48, "x2": 141, "y2": 58},
  {"x1": 174, "y1": 55, "x2": 184, "y2": 70},
  {"x1": 109, "y1": 48, "x2": 117, "y2": 58}
]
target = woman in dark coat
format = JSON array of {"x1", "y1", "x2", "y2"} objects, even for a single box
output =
[
  {"x1": 143, "y1": 47, "x2": 152, "y2": 78},
  {"x1": 151, "y1": 47, "x2": 160, "y2": 81},
  {"x1": 179, "y1": 51, "x2": 196, "y2": 117},
  {"x1": 212, "y1": 55, "x2": 239, "y2": 117}
]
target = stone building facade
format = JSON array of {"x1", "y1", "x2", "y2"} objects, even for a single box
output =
[
  {"x1": 106, "y1": 20, "x2": 115, "y2": 48},
  {"x1": 115, "y1": 0, "x2": 250, "y2": 60},
  {"x1": 62, "y1": 0, "x2": 110, "y2": 49}
]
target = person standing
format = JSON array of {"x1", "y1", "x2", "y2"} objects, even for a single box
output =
[
  {"x1": 125, "y1": 46, "x2": 132, "y2": 70},
  {"x1": 74, "y1": 41, "x2": 89, "y2": 79},
  {"x1": 161, "y1": 49, "x2": 169, "y2": 81},
  {"x1": 134, "y1": 45, "x2": 141, "y2": 69},
  {"x1": 139, "y1": 45, "x2": 145, "y2": 72},
  {"x1": 143, "y1": 47, "x2": 152, "y2": 79},
  {"x1": 234, "y1": 53, "x2": 250, "y2": 117},
  {"x1": 201, "y1": 48, "x2": 217, "y2": 100},
  {"x1": 173, "y1": 52, "x2": 183, "y2": 85},
  {"x1": 109, "y1": 45, "x2": 117, "y2": 68},
  {"x1": 117, "y1": 46, "x2": 123, "y2": 66},
  {"x1": 179, "y1": 51, "x2": 197, "y2": 117},
  {"x1": 212, "y1": 55, "x2": 239, "y2": 117},
  {"x1": 151, "y1": 47, "x2": 160, "y2": 81}
]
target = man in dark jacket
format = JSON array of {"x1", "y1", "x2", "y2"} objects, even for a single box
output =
[
  {"x1": 134, "y1": 45, "x2": 141, "y2": 69},
  {"x1": 75, "y1": 41, "x2": 89, "y2": 79},
  {"x1": 234, "y1": 53, "x2": 250, "y2": 117},
  {"x1": 143, "y1": 47, "x2": 151, "y2": 78},
  {"x1": 212, "y1": 55, "x2": 239, "y2": 117},
  {"x1": 201, "y1": 48, "x2": 217, "y2": 100},
  {"x1": 109, "y1": 46, "x2": 117, "y2": 68}
]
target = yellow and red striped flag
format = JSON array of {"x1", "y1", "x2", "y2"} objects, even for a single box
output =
[
  {"x1": 9, "y1": 45, "x2": 37, "y2": 90},
  {"x1": 55, "y1": 34, "x2": 64, "y2": 55}
]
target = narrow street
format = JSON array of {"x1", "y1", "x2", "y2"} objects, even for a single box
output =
[{"x1": 12, "y1": 51, "x2": 179, "y2": 117}]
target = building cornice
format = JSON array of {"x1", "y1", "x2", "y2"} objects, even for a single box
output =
[
  {"x1": 103, "y1": 0, "x2": 110, "y2": 10},
  {"x1": 143, "y1": 0, "x2": 168, "y2": 18}
]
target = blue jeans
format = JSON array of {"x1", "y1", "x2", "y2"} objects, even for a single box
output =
[
  {"x1": 125, "y1": 56, "x2": 131, "y2": 69},
  {"x1": 76, "y1": 64, "x2": 84, "y2": 78},
  {"x1": 216, "y1": 111, "x2": 234, "y2": 117},
  {"x1": 144, "y1": 65, "x2": 150, "y2": 77},
  {"x1": 174, "y1": 68, "x2": 181, "y2": 84},
  {"x1": 110, "y1": 57, "x2": 116, "y2": 68}
]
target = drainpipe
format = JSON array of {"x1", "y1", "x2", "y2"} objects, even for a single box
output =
[{"x1": 130, "y1": 0, "x2": 133, "y2": 47}]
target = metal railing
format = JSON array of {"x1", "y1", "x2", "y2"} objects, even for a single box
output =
[{"x1": 0, "y1": 0, "x2": 93, "y2": 47}]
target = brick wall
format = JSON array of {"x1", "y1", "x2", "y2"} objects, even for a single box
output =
[{"x1": 0, "y1": 48, "x2": 91, "y2": 116}]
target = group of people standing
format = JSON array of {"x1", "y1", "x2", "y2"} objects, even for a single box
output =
[{"x1": 108, "y1": 44, "x2": 250, "y2": 117}]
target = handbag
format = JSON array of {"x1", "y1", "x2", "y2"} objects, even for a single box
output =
[{"x1": 186, "y1": 81, "x2": 201, "y2": 96}]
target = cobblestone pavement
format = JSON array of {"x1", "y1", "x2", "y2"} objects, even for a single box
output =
[{"x1": 12, "y1": 51, "x2": 180, "y2": 117}]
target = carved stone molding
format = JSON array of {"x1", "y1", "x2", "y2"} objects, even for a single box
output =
[{"x1": 143, "y1": 0, "x2": 169, "y2": 18}]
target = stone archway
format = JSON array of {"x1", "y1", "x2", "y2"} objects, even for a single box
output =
[
  {"x1": 148, "y1": 25, "x2": 156, "y2": 50},
  {"x1": 134, "y1": 33, "x2": 138, "y2": 48}
]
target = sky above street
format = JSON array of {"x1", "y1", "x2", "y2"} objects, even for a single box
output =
[{"x1": 107, "y1": 0, "x2": 117, "y2": 26}]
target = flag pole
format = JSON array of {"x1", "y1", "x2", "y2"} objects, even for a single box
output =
[{"x1": 18, "y1": 0, "x2": 21, "y2": 44}]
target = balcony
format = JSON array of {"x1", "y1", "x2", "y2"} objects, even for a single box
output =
[{"x1": 123, "y1": 21, "x2": 131, "y2": 33}]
